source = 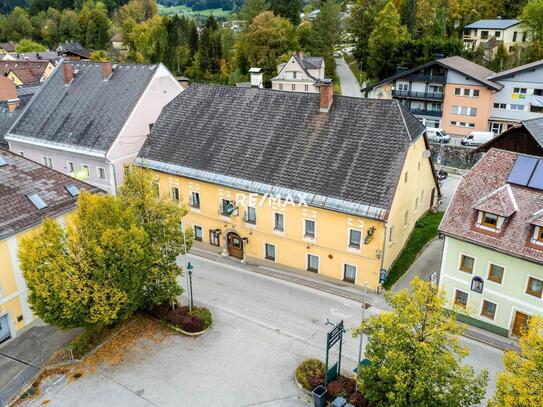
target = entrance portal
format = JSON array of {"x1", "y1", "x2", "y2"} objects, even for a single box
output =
[{"x1": 227, "y1": 232, "x2": 243, "y2": 259}]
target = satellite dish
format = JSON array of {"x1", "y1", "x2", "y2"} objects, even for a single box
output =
[{"x1": 423, "y1": 150, "x2": 431, "y2": 158}]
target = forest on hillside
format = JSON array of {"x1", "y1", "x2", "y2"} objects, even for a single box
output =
[{"x1": 157, "y1": 0, "x2": 242, "y2": 11}]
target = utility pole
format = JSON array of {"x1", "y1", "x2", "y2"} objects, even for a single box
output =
[{"x1": 357, "y1": 281, "x2": 368, "y2": 371}]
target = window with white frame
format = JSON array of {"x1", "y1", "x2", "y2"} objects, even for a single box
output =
[
  {"x1": 404, "y1": 210, "x2": 409, "y2": 226},
  {"x1": 389, "y1": 225, "x2": 395, "y2": 243},
  {"x1": 209, "y1": 229, "x2": 220, "y2": 246},
  {"x1": 67, "y1": 161, "x2": 74, "y2": 172},
  {"x1": 349, "y1": 229, "x2": 362, "y2": 249},
  {"x1": 343, "y1": 264, "x2": 356, "y2": 283},
  {"x1": 304, "y1": 219, "x2": 316, "y2": 239},
  {"x1": 265, "y1": 243, "x2": 275, "y2": 261},
  {"x1": 42, "y1": 156, "x2": 52, "y2": 168},
  {"x1": 454, "y1": 289, "x2": 468, "y2": 308},
  {"x1": 245, "y1": 207, "x2": 256, "y2": 224},
  {"x1": 97, "y1": 167, "x2": 106, "y2": 180},
  {"x1": 171, "y1": 187, "x2": 180, "y2": 202},
  {"x1": 481, "y1": 300, "x2": 497, "y2": 319},
  {"x1": 190, "y1": 191, "x2": 200, "y2": 208},
  {"x1": 307, "y1": 254, "x2": 319, "y2": 273},
  {"x1": 510, "y1": 104, "x2": 525, "y2": 111},
  {"x1": 274, "y1": 213, "x2": 284, "y2": 231},
  {"x1": 81, "y1": 164, "x2": 90, "y2": 177},
  {"x1": 193, "y1": 225, "x2": 203, "y2": 241}
]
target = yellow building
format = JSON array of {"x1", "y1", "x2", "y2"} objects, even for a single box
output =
[
  {"x1": 0, "y1": 150, "x2": 99, "y2": 343},
  {"x1": 136, "y1": 82, "x2": 439, "y2": 291}
]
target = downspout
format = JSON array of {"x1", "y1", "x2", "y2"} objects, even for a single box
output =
[
  {"x1": 379, "y1": 221, "x2": 388, "y2": 294},
  {"x1": 106, "y1": 159, "x2": 117, "y2": 195}
]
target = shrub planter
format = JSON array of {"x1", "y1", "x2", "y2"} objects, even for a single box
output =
[
  {"x1": 147, "y1": 303, "x2": 213, "y2": 336},
  {"x1": 294, "y1": 373, "x2": 313, "y2": 396}
]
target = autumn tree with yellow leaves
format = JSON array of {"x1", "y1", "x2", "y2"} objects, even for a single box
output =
[{"x1": 490, "y1": 316, "x2": 543, "y2": 407}]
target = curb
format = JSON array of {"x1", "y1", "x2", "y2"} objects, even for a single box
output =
[
  {"x1": 294, "y1": 374, "x2": 313, "y2": 397},
  {"x1": 154, "y1": 318, "x2": 211, "y2": 337}
]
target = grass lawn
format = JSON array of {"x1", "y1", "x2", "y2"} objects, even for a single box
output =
[
  {"x1": 158, "y1": 4, "x2": 231, "y2": 17},
  {"x1": 383, "y1": 211, "x2": 444, "y2": 290},
  {"x1": 343, "y1": 53, "x2": 367, "y2": 84}
]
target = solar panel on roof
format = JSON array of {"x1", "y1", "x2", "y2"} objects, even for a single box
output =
[
  {"x1": 528, "y1": 160, "x2": 543, "y2": 190},
  {"x1": 507, "y1": 155, "x2": 538, "y2": 186}
]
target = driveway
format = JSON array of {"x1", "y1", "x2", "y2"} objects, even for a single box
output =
[
  {"x1": 335, "y1": 57, "x2": 362, "y2": 98},
  {"x1": 20, "y1": 252, "x2": 502, "y2": 406}
]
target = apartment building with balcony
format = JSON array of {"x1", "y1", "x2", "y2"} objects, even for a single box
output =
[
  {"x1": 463, "y1": 19, "x2": 531, "y2": 58},
  {"x1": 362, "y1": 56, "x2": 499, "y2": 136},
  {"x1": 486, "y1": 60, "x2": 543, "y2": 134}
]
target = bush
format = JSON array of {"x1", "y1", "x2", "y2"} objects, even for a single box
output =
[
  {"x1": 70, "y1": 325, "x2": 110, "y2": 359},
  {"x1": 148, "y1": 303, "x2": 212, "y2": 333},
  {"x1": 327, "y1": 376, "x2": 357, "y2": 399},
  {"x1": 349, "y1": 392, "x2": 371, "y2": 407},
  {"x1": 295, "y1": 359, "x2": 325, "y2": 391}
]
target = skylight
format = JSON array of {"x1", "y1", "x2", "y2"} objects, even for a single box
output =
[
  {"x1": 0, "y1": 156, "x2": 6, "y2": 167},
  {"x1": 27, "y1": 193, "x2": 47, "y2": 210},
  {"x1": 65, "y1": 184, "x2": 79, "y2": 197}
]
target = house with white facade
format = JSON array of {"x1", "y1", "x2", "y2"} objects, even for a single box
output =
[
  {"x1": 5, "y1": 61, "x2": 183, "y2": 194},
  {"x1": 463, "y1": 19, "x2": 531, "y2": 57},
  {"x1": 487, "y1": 59, "x2": 543, "y2": 134},
  {"x1": 272, "y1": 52, "x2": 325, "y2": 93}
]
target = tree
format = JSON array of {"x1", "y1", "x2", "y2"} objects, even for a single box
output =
[
  {"x1": 270, "y1": 0, "x2": 302, "y2": 26},
  {"x1": 521, "y1": 0, "x2": 543, "y2": 40},
  {"x1": 15, "y1": 39, "x2": 47, "y2": 52},
  {"x1": 19, "y1": 193, "x2": 149, "y2": 329},
  {"x1": 309, "y1": 0, "x2": 341, "y2": 54},
  {"x1": 354, "y1": 277, "x2": 488, "y2": 406},
  {"x1": 239, "y1": 0, "x2": 270, "y2": 23},
  {"x1": 490, "y1": 43, "x2": 510, "y2": 71},
  {"x1": 489, "y1": 316, "x2": 543, "y2": 407},
  {"x1": 7, "y1": 7, "x2": 33, "y2": 41},
  {"x1": 119, "y1": 167, "x2": 193, "y2": 308},
  {"x1": 90, "y1": 49, "x2": 110, "y2": 61},
  {"x1": 367, "y1": 2, "x2": 408, "y2": 79},
  {"x1": 237, "y1": 11, "x2": 297, "y2": 83}
]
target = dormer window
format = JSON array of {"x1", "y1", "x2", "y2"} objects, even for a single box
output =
[
  {"x1": 481, "y1": 212, "x2": 498, "y2": 229},
  {"x1": 476, "y1": 211, "x2": 504, "y2": 232}
]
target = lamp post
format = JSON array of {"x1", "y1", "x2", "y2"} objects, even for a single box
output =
[
  {"x1": 187, "y1": 262, "x2": 194, "y2": 310},
  {"x1": 357, "y1": 281, "x2": 368, "y2": 372},
  {"x1": 179, "y1": 220, "x2": 190, "y2": 311}
]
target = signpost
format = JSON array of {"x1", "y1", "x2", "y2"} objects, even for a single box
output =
[{"x1": 325, "y1": 320, "x2": 345, "y2": 386}]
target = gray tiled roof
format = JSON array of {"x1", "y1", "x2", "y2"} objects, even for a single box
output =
[
  {"x1": 0, "y1": 95, "x2": 32, "y2": 148},
  {"x1": 488, "y1": 59, "x2": 543, "y2": 80},
  {"x1": 137, "y1": 84, "x2": 425, "y2": 215},
  {"x1": 523, "y1": 117, "x2": 543, "y2": 148},
  {"x1": 465, "y1": 19, "x2": 519, "y2": 30},
  {"x1": 0, "y1": 149, "x2": 101, "y2": 239},
  {"x1": 302, "y1": 57, "x2": 324, "y2": 70},
  {"x1": 9, "y1": 61, "x2": 157, "y2": 152}
]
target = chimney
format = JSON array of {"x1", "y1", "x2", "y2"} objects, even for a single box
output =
[
  {"x1": 63, "y1": 62, "x2": 73, "y2": 85},
  {"x1": 7, "y1": 98, "x2": 19, "y2": 113},
  {"x1": 319, "y1": 79, "x2": 333, "y2": 113},
  {"x1": 249, "y1": 67, "x2": 263, "y2": 89},
  {"x1": 102, "y1": 62, "x2": 113, "y2": 80},
  {"x1": 298, "y1": 51, "x2": 304, "y2": 60}
]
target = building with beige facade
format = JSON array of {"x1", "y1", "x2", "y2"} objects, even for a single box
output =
[
  {"x1": 463, "y1": 19, "x2": 531, "y2": 58},
  {"x1": 136, "y1": 82, "x2": 439, "y2": 291}
]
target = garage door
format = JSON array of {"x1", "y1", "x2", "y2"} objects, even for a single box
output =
[{"x1": 0, "y1": 314, "x2": 11, "y2": 343}]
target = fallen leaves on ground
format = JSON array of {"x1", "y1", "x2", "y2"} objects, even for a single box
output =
[{"x1": 82, "y1": 315, "x2": 172, "y2": 371}]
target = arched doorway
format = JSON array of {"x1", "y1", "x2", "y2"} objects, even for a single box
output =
[{"x1": 226, "y1": 231, "x2": 244, "y2": 259}]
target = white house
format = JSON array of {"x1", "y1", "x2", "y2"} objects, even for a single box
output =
[
  {"x1": 272, "y1": 52, "x2": 326, "y2": 93},
  {"x1": 5, "y1": 61, "x2": 183, "y2": 194},
  {"x1": 463, "y1": 19, "x2": 531, "y2": 58}
]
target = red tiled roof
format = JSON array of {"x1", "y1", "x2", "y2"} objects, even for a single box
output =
[
  {"x1": 473, "y1": 184, "x2": 518, "y2": 217},
  {"x1": 440, "y1": 149, "x2": 543, "y2": 264},
  {"x1": 0, "y1": 149, "x2": 102, "y2": 239},
  {"x1": 1, "y1": 61, "x2": 50, "y2": 85}
]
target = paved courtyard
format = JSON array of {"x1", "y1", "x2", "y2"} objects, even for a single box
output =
[{"x1": 20, "y1": 252, "x2": 502, "y2": 406}]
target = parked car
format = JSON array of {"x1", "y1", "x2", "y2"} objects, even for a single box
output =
[
  {"x1": 426, "y1": 128, "x2": 450, "y2": 144},
  {"x1": 460, "y1": 131, "x2": 494, "y2": 147},
  {"x1": 436, "y1": 169, "x2": 448, "y2": 181}
]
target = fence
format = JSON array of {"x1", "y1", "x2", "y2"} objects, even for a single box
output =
[{"x1": 0, "y1": 347, "x2": 74, "y2": 407}]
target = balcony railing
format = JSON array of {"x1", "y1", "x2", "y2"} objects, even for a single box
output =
[
  {"x1": 392, "y1": 90, "x2": 444, "y2": 101},
  {"x1": 410, "y1": 108, "x2": 443, "y2": 117},
  {"x1": 404, "y1": 74, "x2": 446, "y2": 83}
]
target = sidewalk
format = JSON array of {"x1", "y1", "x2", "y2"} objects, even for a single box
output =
[{"x1": 189, "y1": 244, "x2": 390, "y2": 311}]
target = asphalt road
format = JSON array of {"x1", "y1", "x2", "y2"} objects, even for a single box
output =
[
  {"x1": 21, "y1": 251, "x2": 503, "y2": 406},
  {"x1": 335, "y1": 57, "x2": 362, "y2": 98}
]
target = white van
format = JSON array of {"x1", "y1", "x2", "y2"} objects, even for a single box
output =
[
  {"x1": 426, "y1": 127, "x2": 450, "y2": 143},
  {"x1": 460, "y1": 131, "x2": 494, "y2": 147}
]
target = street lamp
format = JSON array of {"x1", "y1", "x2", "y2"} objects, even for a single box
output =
[
  {"x1": 357, "y1": 281, "x2": 368, "y2": 372},
  {"x1": 187, "y1": 262, "x2": 194, "y2": 311},
  {"x1": 179, "y1": 220, "x2": 190, "y2": 311}
]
